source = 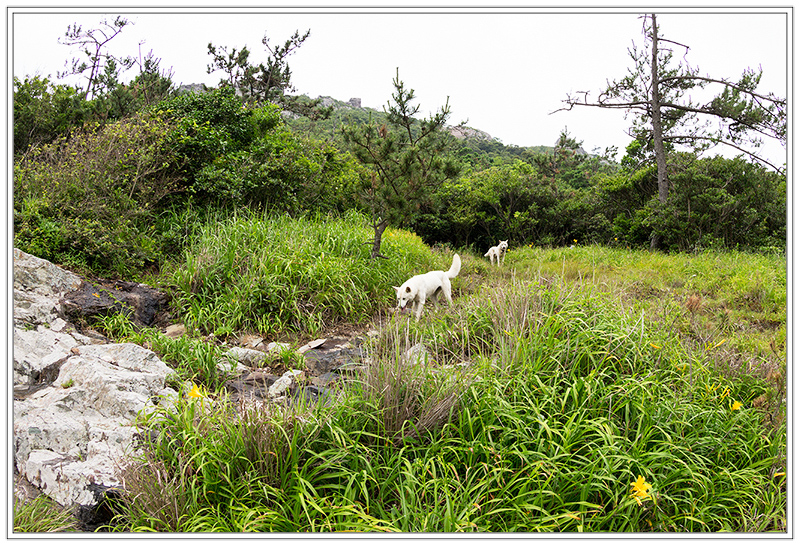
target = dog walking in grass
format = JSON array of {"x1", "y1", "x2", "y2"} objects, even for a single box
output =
[
  {"x1": 484, "y1": 240, "x2": 508, "y2": 266},
  {"x1": 394, "y1": 254, "x2": 461, "y2": 321}
]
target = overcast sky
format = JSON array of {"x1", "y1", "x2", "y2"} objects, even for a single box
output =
[{"x1": 9, "y1": 4, "x2": 790, "y2": 165}]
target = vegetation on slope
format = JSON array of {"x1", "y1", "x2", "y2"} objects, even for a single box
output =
[
  {"x1": 92, "y1": 221, "x2": 785, "y2": 532},
  {"x1": 11, "y1": 24, "x2": 786, "y2": 532}
]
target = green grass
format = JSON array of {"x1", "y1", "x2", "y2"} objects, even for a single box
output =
[
  {"x1": 167, "y1": 209, "x2": 444, "y2": 339},
  {"x1": 506, "y1": 244, "x2": 786, "y2": 361},
  {"x1": 101, "y1": 234, "x2": 786, "y2": 533},
  {"x1": 13, "y1": 496, "x2": 80, "y2": 533},
  {"x1": 22, "y1": 214, "x2": 785, "y2": 533}
]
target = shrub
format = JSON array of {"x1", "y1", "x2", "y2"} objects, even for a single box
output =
[
  {"x1": 13, "y1": 111, "x2": 181, "y2": 275},
  {"x1": 153, "y1": 88, "x2": 258, "y2": 187},
  {"x1": 654, "y1": 155, "x2": 786, "y2": 252},
  {"x1": 13, "y1": 76, "x2": 89, "y2": 154}
]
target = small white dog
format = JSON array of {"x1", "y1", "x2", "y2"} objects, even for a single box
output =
[
  {"x1": 484, "y1": 240, "x2": 508, "y2": 266},
  {"x1": 394, "y1": 254, "x2": 461, "y2": 321}
]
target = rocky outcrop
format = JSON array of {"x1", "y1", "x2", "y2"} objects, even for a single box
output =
[
  {"x1": 14, "y1": 343, "x2": 179, "y2": 507},
  {"x1": 12, "y1": 249, "x2": 179, "y2": 528},
  {"x1": 12, "y1": 248, "x2": 376, "y2": 529},
  {"x1": 447, "y1": 125, "x2": 493, "y2": 141}
]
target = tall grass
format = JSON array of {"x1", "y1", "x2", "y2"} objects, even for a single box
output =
[
  {"x1": 13, "y1": 496, "x2": 80, "y2": 533},
  {"x1": 108, "y1": 259, "x2": 786, "y2": 533},
  {"x1": 169, "y1": 209, "x2": 442, "y2": 338}
]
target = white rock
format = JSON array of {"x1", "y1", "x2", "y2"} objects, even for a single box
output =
[
  {"x1": 224, "y1": 346, "x2": 267, "y2": 367},
  {"x1": 13, "y1": 248, "x2": 82, "y2": 326},
  {"x1": 25, "y1": 448, "x2": 127, "y2": 507},
  {"x1": 267, "y1": 341, "x2": 291, "y2": 352},
  {"x1": 297, "y1": 338, "x2": 326, "y2": 354},
  {"x1": 13, "y1": 325, "x2": 79, "y2": 386},
  {"x1": 13, "y1": 343, "x2": 176, "y2": 508},
  {"x1": 268, "y1": 372, "x2": 296, "y2": 398}
]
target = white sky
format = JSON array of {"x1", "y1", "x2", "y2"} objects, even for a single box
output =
[{"x1": 8, "y1": 4, "x2": 791, "y2": 165}]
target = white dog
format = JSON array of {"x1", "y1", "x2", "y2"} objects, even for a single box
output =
[
  {"x1": 484, "y1": 240, "x2": 508, "y2": 266},
  {"x1": 394, "y1": 254, "x2": 461, "y2": 321}
]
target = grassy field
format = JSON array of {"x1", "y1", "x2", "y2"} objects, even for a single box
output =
[{"x1": 15, "y1": 213, "x2": 787, "y2": 534}]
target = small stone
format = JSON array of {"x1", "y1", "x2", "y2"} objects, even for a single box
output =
[
  {"x1": 298, "y1": 338, "x2": 327, "y2": 354},
  {"x1": 164, "y1": 324, "x2": 185, "y2": 338},
  {"x1": 267, "y1": 341, "x2": 292, "y2": 353}
]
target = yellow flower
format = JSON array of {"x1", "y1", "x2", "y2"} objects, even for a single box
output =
[
  {"x1": 630, "y1": 475, "x2": 652, "y2": 505},
  {"x1": 649, "y1": 343, "x2": 661, "y2": 350},
  {"x1": 731, "y1": 400, "x2": 743, "y2": 411},
  {"x1": 186, "y1": 382, "x2": 205, "y2": 399}
]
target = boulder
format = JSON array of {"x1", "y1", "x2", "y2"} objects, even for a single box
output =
[
  {"x1": 14, "y1": 343, "x2": 178, "y2": 509},
  {"x1": 13, "y1": 248, "x2": 82, "y2": 327},
  {"x1": 60, "y1": 279, "x2": 169, "y2": 328}
]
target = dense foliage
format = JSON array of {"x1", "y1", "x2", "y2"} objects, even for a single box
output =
[{"x1": 12, "y1": 69, "x2": 786, "y2": 277}]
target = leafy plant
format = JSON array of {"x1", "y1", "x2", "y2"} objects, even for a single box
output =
[{"x1": 13, "y1": 76, "x2": 88, "y2": 154}]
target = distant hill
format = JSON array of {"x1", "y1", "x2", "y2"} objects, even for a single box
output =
[{"x1": 283, "y1": 95, "x2": 555, "y2": 166}]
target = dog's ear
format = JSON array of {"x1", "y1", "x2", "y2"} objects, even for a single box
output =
[
  {"x1": 405, "y1": 286, "x2": 412, "y2": 293},
  {"x1": 393, "y1": 286, "x2": 400, "y2": 293}
]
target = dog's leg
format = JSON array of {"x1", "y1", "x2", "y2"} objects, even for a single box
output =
[
  {"x1": 442, "y1": 281, "x2": 453, "y2": 305},
  {"x1": 414, "y1": 295, "x2": 426, "y2": 321}
]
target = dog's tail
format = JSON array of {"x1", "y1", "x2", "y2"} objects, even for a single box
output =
[
  {"x1": 483, "y1": 249, "x2": 491, "y2": 257},
  {"x1": 447, "y1": 253, "x2": 461, "y2": 278}
]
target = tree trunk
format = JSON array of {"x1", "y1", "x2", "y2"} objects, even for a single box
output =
[
  {"x1": 370, "y1": 218, "x2": 390, "y2": 259},
  {"x1": 650, "y1": 13, "x2": 668, "y2": 251}
]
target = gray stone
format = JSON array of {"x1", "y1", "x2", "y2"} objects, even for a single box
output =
[
  {"x1": 13, "y1": 325, "x2": 80, "y2": 386},
  {"x1": 13, "y1": 248, "x2": 82, "y2": 327},
  {"x1": 14, "y1": 342, "x2": 177, "y2": 509}
]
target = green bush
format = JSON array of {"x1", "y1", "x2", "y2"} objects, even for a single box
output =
[
  {"x1": 193, "y1": 125, "x2": 363, "y2": 213},
  {"x1": 13, "y1": 76, "x2": 89, "y2": 154},
  {"x1": 425, "y1": 160, "x2": 600, "y2": 249},
  {"x1": 655, "y1": 155, "x2": 786, "y2": 252},
  {"x1": 13, "y1": 111, "x2": 181, "y2": 275},
  {"x1": 154, "y1": 88, "x2": 259, "y2": 187},
  {"x1": 599, "y1": 156, "x2": 785, "y2": 252}
]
